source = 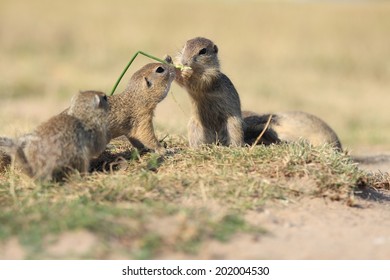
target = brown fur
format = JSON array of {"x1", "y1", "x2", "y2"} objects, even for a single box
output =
[
  {"x1": 0, "y1": 91, "x2": 109, "y2": 181},
  {"x1": 171, "y1": 37, "x2": 244, "y2": 147},
  {"x1": 107, "y1": 63, "x2": 175, "y2": 153},
  {"x1": 243, "y1": 110, "x2": 343, "y2": 151},
  {"x1": 0, "y1": 151, "x2": 11, "y2": 172}
]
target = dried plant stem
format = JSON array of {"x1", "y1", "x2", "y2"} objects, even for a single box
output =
[
  {"x1": 170, "y1": 90, "x2": 188, "y2": 117},
  {"x1": 250, "y1": 114, "x2": 273, "y2": 150}
]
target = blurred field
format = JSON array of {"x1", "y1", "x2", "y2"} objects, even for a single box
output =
[{"x1": 1, "y1": 0, "x2": 390, "y2": 150}]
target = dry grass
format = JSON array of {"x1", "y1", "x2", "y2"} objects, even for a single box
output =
[
  {"x1": 0, "y1": 136, "x2": 366, "y2": 259},
  {"x1": 1, "y1": 0, "x2": 390, "y2": 259}
]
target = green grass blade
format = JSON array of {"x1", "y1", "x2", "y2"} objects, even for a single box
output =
[{"x1": 109, "y1": 51, "x2": 168, "y2": 96}]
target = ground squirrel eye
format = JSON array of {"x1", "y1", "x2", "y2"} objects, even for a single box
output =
[
  {"x1": 102, "y1": 95, "x2": 107, "y2": 101},
  {"x1": 156, "y1": 66, "x2": 165, "y2": 73},
  {"x1": 198, "y1": 48, "x2": 207, "y2": 55}
]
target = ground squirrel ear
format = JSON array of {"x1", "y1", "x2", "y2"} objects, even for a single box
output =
[
  {"x1": 144, "y1": 77, "x2": 152, "y2": 88},
  {"x1": 93, "y1": 94, "x2": 101, "y2": 108},
  {"x1": 93, "y1": 94, "x2": 100, "y2": 108},
  {"x1": 214, "y1": 45, "x2": 218, "y2": 54},
  {"x1": 70, "y1": 93, "x2": 79, "y2": 107},
  {"x1": 99, "y1": 95, "x2": 108, "y2": 108},
  {"x1": 70, "y1": 95, "x2": 76, "y2": 105},
  {"x1": 164, "y1": 55, "x2": 173, "y2": 64}
]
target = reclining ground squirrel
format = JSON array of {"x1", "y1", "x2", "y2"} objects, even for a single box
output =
[
  {"x1": 167, "y1": 37, "x2": 244, "y2": 148},
  {"x1": 243, "y1": 110, "x2": 343, "y2": 151},
  {"x1": 243, "y1": 110, "x2": 390, "y2": 166},
  {"x1": 0, "y1": 90, "x2": 109, "y2": 181}
]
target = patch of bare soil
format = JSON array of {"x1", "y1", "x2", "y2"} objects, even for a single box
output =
[
  {"x1": 242, "y1": 194, "x2": 390, "y2": 259},
  {"x1": 162, "y1": 153, "x2": 390, "y2": 260},
  {"x1": 232, "y1": 152, "x2": 389, "y2": 260},
  {"x1": 159, "y1": 192, "x2": 390, "y2": 260}
]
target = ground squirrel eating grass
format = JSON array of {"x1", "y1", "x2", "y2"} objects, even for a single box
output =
[
  {"x1": 243, "y1": 110, "x2": 343, "y2": 151},
  {"x1": 0, "y1": 90, "x2": 109, "y2": 181},
  {"x1": 106, "y1": 63, "x2": 175, "y2": 153},
  {"x1": 167, "y1": 37, "x2": 244, "y2": 148}
]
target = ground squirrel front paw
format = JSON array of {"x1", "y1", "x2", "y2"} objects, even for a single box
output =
[{"x1": 181, "y1": 67, "x2": 193, "y2": 79}]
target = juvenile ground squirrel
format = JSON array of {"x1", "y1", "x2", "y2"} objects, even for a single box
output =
[
  {"x1": 168, "y1": 37, "x2": 244, "y2": 148},
  {"x1": 106, "y1": 63, "x2": 175, "y2": 153},
  {"x1": 0, "y1": 90, "x2": 109, "y2": 181}
]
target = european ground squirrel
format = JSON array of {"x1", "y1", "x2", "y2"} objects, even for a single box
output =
[
  {"x1": 0, "y1": 90, "x2": 109, "y2": 181},
  {"x1": 168, "y1": 37, "x2": 244, "y2": 148},
  {"x1": 106, "y1": 63, "x2": 175, "y2": 153},
  {"x1": 243, "y1": 110, "x2": 342, "y2": 151}
]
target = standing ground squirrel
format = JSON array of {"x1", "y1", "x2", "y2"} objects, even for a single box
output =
[
  {"x1": 0, "y1": 90, "x2": 109, "y2": 181},
  {"x1": 243, "y1": 110, "x2": 343, "y2": 151},
  {"x1": 168, "y1": 37, "x2": 244, "y2": 148},
  {"x1": 106, "y1": 63, "x2": 175, "y2": 153}
]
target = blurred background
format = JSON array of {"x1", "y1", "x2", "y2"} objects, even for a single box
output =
[{"x1": 0, "y1": 0, "x2": 390, "y2": 151}]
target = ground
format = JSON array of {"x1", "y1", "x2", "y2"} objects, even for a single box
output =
[
  {"x1": 1, "y1": 140, "x2": 390, "y2": 260},
  {"x1": 162, "y1": 153, "x2": 390, "y2": 260}
]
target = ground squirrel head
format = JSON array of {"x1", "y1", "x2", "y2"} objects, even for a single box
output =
[
  {"x1": 177, "y1": 37, "x2": 220, "y2": 72},
  {"x1": 68, "y1": 90, "x2": 109, "y2": 121},
  {"x1": 126, "y1": 63, "x2": 175, "y2": 103}
]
